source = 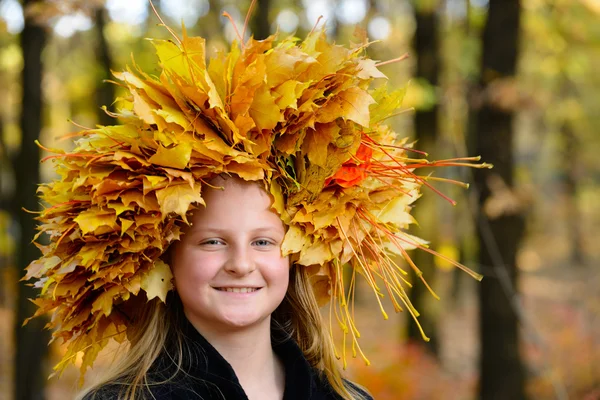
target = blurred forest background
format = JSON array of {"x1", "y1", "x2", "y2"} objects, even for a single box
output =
[{"x1": 1, "y1": 0, "x2": 599, "y2": 399}]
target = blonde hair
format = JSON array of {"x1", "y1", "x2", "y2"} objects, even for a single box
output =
[{"x1": 78, "y1": 265, "x2": 368, "y2": 400}]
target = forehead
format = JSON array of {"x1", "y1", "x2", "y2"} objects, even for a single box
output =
[
  {"x1": 204, "y1": 176, "x2": 266, "y2": 199},
  {"x1": 186, "y1": 177, "x2": 283, "y2": 231}
]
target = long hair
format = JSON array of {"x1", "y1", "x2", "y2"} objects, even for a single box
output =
[
  {"x1": 78, "y1": 265, "x2": 367, "y2": 400},
  {"x1": 273, "y1": 265, "x2": 368, "y2": 400}
]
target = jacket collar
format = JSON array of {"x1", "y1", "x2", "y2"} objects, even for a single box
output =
[{"x1": 174, "y1": 317, "x2": 316, "y2": 400}]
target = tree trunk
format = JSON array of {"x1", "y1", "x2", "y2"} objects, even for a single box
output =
[
  {"x1": 472, "y1": 0, "x2": 526, "y2": 399},
  {"x1": 94, "y1": 7, "x2": 115, "y2": 126},
  {"x1": 197, "y1": 0, "x2": 224, "y2": 41},
  {"x1": 14, "y1": 1, "x2": 49, "y2": 399},
  {"x1": 560, "y1": 116, "x2": 585, "y2": 265},
  {"x1": 0, "y1": 113, "x2": 12, "y2": 304},
  {"x1": 249, "y1": 0, "x2": 270, "y2": 40},
  {"x1": 406, "y1": 2, "x2": 440, "y2": 357}
]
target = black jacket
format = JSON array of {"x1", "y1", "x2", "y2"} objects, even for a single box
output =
[{"x1": 84, "y1": 318, "x2": 372, "y2": 400}]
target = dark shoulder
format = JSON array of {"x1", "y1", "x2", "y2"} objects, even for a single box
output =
[
  {"x1": 81, "y1": 384, "x2": 124, "y2": 400},
  {"x1": 311, "y1": 371, "x2": 373, "y2": 400},
  {"x1": 81, "y1": 382, "x2": 181, "y2": 400},
  {"x1": 82, "y1": 379, "x2": 227, "y2": 400},
  {"x1": 344, "y1": 379, "x2": 374, "y2": 400}
]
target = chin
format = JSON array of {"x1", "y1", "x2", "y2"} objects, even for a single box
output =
[{"x1": 218, "y1": 312, "x2": 270, "y2": 330}]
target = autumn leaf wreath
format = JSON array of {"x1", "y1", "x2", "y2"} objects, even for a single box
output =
[{"x1": 24, "y1": 23, "x2": 488, "y2": 379}]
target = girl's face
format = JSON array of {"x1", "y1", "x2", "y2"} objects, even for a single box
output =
[{"x1": 171, "y1": 177, "x2": 289, "y2": 334}]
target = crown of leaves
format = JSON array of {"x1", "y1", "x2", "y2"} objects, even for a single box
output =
[{"x1": 24, "y1": 20, "x2": 488, "y2": 381}]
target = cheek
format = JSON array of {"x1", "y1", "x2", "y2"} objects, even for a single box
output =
[
  {"x1": 263, "y1": 257, "x2": 290, "y2": 290},
  {"x1": 172, "y1": 251, "x2": 220, "y2": 288}
]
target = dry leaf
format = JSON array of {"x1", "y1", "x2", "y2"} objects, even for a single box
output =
[{"x1": 141, "y1": 259, "x2": 173, "y2": 303}]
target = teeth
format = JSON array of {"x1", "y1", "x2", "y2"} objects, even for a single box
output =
[{"x1": 218, "y1": 287, "x2": 258, "y2": 293}]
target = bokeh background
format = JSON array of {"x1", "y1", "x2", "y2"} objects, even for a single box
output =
[{"x1": 1, "y1": 0, "x2": 599, "y2": 399}]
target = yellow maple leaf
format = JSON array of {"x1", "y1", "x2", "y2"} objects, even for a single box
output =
[
  {"x1": 317, "y1": 87, "x2": 375, "y2": 128},
  {"x1": 303, "y1": 123, "x2": 340, "y2": 167},
  {"x1": 369, "y1": 84, "x2": 407, "y2": 124},
  {"x1": 309, "y1": 269, "x2": 332, "y2": 307},
  {"x1": 269, "y1": 181, "x2": 285, "y2": 216},
  {"x1": 230, "y1": 85, "x2": 255, "y2": 120},
  {"x1": 91, "y1": 286, "x2": 123, "y2": 317},
  {"x1": 131, "y1": 90, "x2": 158, "y2": 125},
  {"x1": 273, "y1": 80, "x2": 308, "y2": 109},
  {"x1": 73, "y1": 209, "x2": 118, "y2": 235},
  {"x1": 153, "y1": 39, "x2": 193, "y2": 82},
  {"x1": 113, "y1": 150, "x2": 151, "y2": 168},
  {"x1": 119, "y1": 218, "x2": 134, "y2": 237},
  {"x1": 107, "y1": 201, "x2": 135, "y2": 216},
  {"x1": 224, "y1": 161, "x2": 265, "y2": 181},
  {"x1": 141, "y1": 175, "x2": 169, "y2": 195},
  {"x1": 154, "y1": 108, "x2": 191, "y2": 131},
  {"x1": 356, "y1": 59, "x2": 387, "y2": 80},
  {"x1": 281, "y1": 225, "x2": 311, "y2": 256},
  {"x1": 376, "y1": 192, "x2": 420, "y2": 228},
  {"x1": 298, "y1": 240, "x2": 332, "y2": 266},
  {"x1": 155, "y1": 182, "x2": 204, "y2": 221},
  {"x1": 148, "y1": 142, "x2": 192, "y2": 170},
  {"x1": 140, "y1": 259, "x2": 173, "y2": 303},
  {"x1": 265, "y1": 48, "x2": 305, "y2": 87},
  {"x1": 78, "y1": 243, "x2": 109, "y2": 267},
  {"x1": 249, "y1": 86, "x2": 281, "y2": 131},
  {"x1": 120, "y1": 190, "x2": 161, "y2": 212}
]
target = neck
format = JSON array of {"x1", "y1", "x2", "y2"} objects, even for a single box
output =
[
  {"x1": 187, "y1": 316, "x2": 285, "y2": 399},
  {"x1": 202, "y1": 318, "x2": 274, "y2": 371}
]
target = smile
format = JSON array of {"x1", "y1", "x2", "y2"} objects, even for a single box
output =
[{"x1": 214, "y1": 287, "x2": 261, "y2": 293}]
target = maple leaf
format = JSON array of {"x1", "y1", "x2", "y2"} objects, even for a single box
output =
[
  {"x1": 303, "y1": 123, "x2": 340, "y2": 168},
  {"x1": 325, "y1": 142, "x2": 373, "y2": 188},
  {"x1": 73, "y1": 208, "x2": 118, "y2": 235},
  {"x1": 298, "y1": 240, "x2": 332, "y2": 266},
  {"x1": 281, "y1": 225, "x2": 311, "y2": 256},
  {"x1": 249, "y1": 86, "x2": 282, "y2": 131},
  {"x1": 369, "y1": 84, "x2": 407, "y2": 124},
  {"x1": 273, "y1": 80, "x2": 309, "y2": 110},
  {"x1": 140, "y1": 259, "x2": 173, "y2": 303},
  {"x1": 268, "y1": 180, "x2": 286, "y2": 218},
  {"x1": 155, "y1": 182, "x2": 204, "y2": 221},
  {"x1": 148, "y1": 142, "x2": 193, "y2": 170},
  {"x1": 308, "y1": 265, "x2": 332, "y2": 307},
  {"x1": 265, "y1": 47, "x2": 307, "y2": 87},
  {"x1": 91, "y1": 286, "x2": 123, "y2": 317},
  {"x1": 376, "y1": 183, "x2": 421, "y2": 228},
  {"x1": 130, "y1": 90, "x2": 158, "y2": 125},
  {"x1": 317, "y1": 87, "x2": 376, "y2": 128},
  {"x1": 356, "y1": 59, "x2": 387, "y2": 80},
  {"x1": 120, "y1": 190, "x2": 161, "y2": 212}
]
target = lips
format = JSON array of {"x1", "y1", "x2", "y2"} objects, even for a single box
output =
[{"x1": 214, "y1": 287, "x2": 261, "y2": 293}]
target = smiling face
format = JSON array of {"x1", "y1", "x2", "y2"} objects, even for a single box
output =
[{"x1": 171, "y1": 177, "x2": 290, "y2": 335}]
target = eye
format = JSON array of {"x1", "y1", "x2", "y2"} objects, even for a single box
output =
[
  {"x1": 200, "y1": 239, "x2": 225, "y2": 246},
  {"x1": 253, "y1": 239, "x2": 274, "y2": 247}
]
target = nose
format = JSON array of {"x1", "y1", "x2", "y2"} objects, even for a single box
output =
[{"x1": 224, "y1": 244, "x2": 255, "y2": 276}]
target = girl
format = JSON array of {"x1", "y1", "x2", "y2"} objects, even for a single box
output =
[
  {"x1": 25, "y1": 14, "x2": 482, "y2": 400},
  {"x1": 81, "y1": 176, "x2": 371, "y2": 399}
]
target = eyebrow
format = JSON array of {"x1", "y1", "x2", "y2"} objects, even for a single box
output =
[{"x1": 189, "y1": 227, "x2": 283, "y2": 235}]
